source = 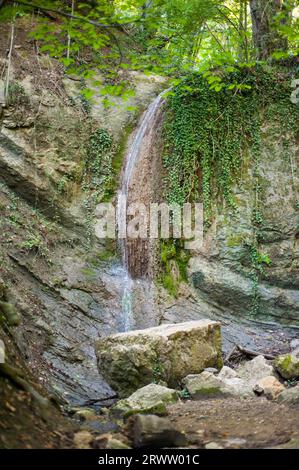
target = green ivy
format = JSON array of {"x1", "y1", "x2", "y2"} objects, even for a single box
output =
[
  {"x1": 163, "y1": 65, "x2": 299, "y2": 312},
  {"x1": 158, "y1": 240, "x2": 190, "y2": 297}
]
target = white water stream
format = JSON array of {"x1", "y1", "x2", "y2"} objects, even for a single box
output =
[{"x1": 117, "y1": 91, "x2": 167, "y2": 331}]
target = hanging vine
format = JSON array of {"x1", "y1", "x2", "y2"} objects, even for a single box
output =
[{"x1": 162, "y1": 65, "x2": 299, "y2": 309}]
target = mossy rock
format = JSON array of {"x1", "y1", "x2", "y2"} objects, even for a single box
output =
[
  {"x1": 274, "y1": 352, "x2": 299, "y2": 380},
  {"x1": 0, "y1": 301, "x2": 21, "y2": 326},
  {"x1": 111, "y1": 383, "x2": 179, "y2": 419}
]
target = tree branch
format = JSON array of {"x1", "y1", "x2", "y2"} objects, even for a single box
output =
[{"x1": 5, "y1": 0, "x2": 141, "y2": 30}]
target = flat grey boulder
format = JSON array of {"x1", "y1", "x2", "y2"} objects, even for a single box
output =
[
  {"x1": 97, "y1": 320, "x2": 222, "y2": 397},
  {"x1": 182, "y1": 370, "x2": 253, "y2": 398},
  {"x1": 111, "y1": 383, "x2": 179, "y2": 418}
]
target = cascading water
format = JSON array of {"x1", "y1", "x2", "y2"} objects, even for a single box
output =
[{"x1": 117, "y1": 90, "x2": 167, "y2": 331}]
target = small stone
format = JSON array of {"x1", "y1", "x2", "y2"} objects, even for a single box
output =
[
  {"x1": 73, "y1": 431, "x2": 93, "y2": 449},
  {"x1": 223, "y1": 438, "x2": 247, "y2": 449},
  {"x1": 253, "y1": 384, "x2": 264, "y2": 396},
  {"x1": 218, "y1": 366, "x2": 237, "y2": 380},
  {"x1": 92, "y1": 433, "x2": 131, "y2": 449},
  {"x1": 111, "y1": 383, "x2": 179, "y2": 418},
  {"x1": 205, "y1": 442, "x2": 224, "y2": 449},
  {"x1": 204, "y1": 367, "x2": 218, "y2": 375},
  {"x1": 182, "y1": 372, "x2": 223, "y2": 398},
  {"x1": 74, "y1": 408, "x2": 97, "y2": 420},
  {"x1": 182, "y1": 371, "x2": 252, "y2": 398},
  {"x1": 290, "y1": 339, "x2": 299, "y2": 351},
  {"x1": 92, "y1": 434, "x2": 131, "y2": 449},
  {"x1": 274, "y1": 351, "x2": 299, "y2": 380},
  {"x1": 236, "y1": 355, "x2": 274, "y2": 385},
  {"x1": 277, "y1": 384, "x2": 299, "y2": 405},
  {"x1": 253, "y1": 376, "x2": 284, "y2": 400},
  {"x1": 127, "y1": 414, "x2": 187, "y2": 448}
]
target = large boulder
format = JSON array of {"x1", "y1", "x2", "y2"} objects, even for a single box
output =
[
  {"x1": 111, "y1": 384, "x2": 179, "y2": 418},
  {"x1": 96, "y1": 320, "x2": 223, "y2": 397},
  {"x1": 274, "y1": 351, "x2": 299, "y2": 380}
]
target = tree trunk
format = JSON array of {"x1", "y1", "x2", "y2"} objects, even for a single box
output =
[{"x1": 249, "y1": 0, "x2": 288, "y2": 59}]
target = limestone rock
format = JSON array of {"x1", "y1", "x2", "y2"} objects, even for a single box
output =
[
  {"x1": 183, "y1": 372, "x2": 223, "y2": 398},
  {"x1": 111, "y1": 383, "x2": 179, "y2": 418},
  {"x1": 182, "y1": 371, "x2": 252, "y2": 398},
  {"x1": 274, "y1": 351, "x2": 299, "y2": 380},
  {"x1": 127, "y1": 414, "x2": 187, "y2": 448},
  {"x1": 236, "y1": 355, "x2": 274, "y2": 385},
  {"x1": 218, "y1": 366, "x2": 238, "y2": 380},
  {"x1": 97, "y1": 320, "x2": 223, "y2": 397},
  {"x1": 253, "y1": 376, "x2": 284, "y2": 400},
  {"x1": 277, "y1": 385, "x2": 299, "y2": 405}
]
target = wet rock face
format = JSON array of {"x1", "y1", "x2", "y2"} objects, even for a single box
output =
[{"x1": 96, "y1": 320, "x2": 223, "y2": 397}]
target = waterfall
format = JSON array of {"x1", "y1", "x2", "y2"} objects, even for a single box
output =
[{"x1": 117, "y1": 90, "x2": 167, "y2": 331}]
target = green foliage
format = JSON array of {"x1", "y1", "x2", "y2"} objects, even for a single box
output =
[
  {"x1": 180, "y1": 388, "x2": 191, "y2": 399},
  {"x1": 159, "y1": 240, "x2": 190, "y2": 297},
  {"x1": 6, "y1": 82, "x2": 29, "y2": 107},
  {"x1": 163, "y1": 66, "x2": 299, "y2": 221},
  {"x1": 163, "y1": 71, "x2": 253, "y2": 220},
  {"x1": 163, "y1": 65, "x2": 299, "y2": 311},
  {"x1": 84, "y1": 128, "x2": 114, "y2": 197},
  {"x1": 153, "y1": 360, "x2": 164, "y2": 384},
  {"x1": 20, "y1": 234, "x2": 51, "y2": 261}
]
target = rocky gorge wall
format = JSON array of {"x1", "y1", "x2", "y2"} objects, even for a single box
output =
[{"x1": 188, "y1": 113, "x2": 299, "y2": 327}]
